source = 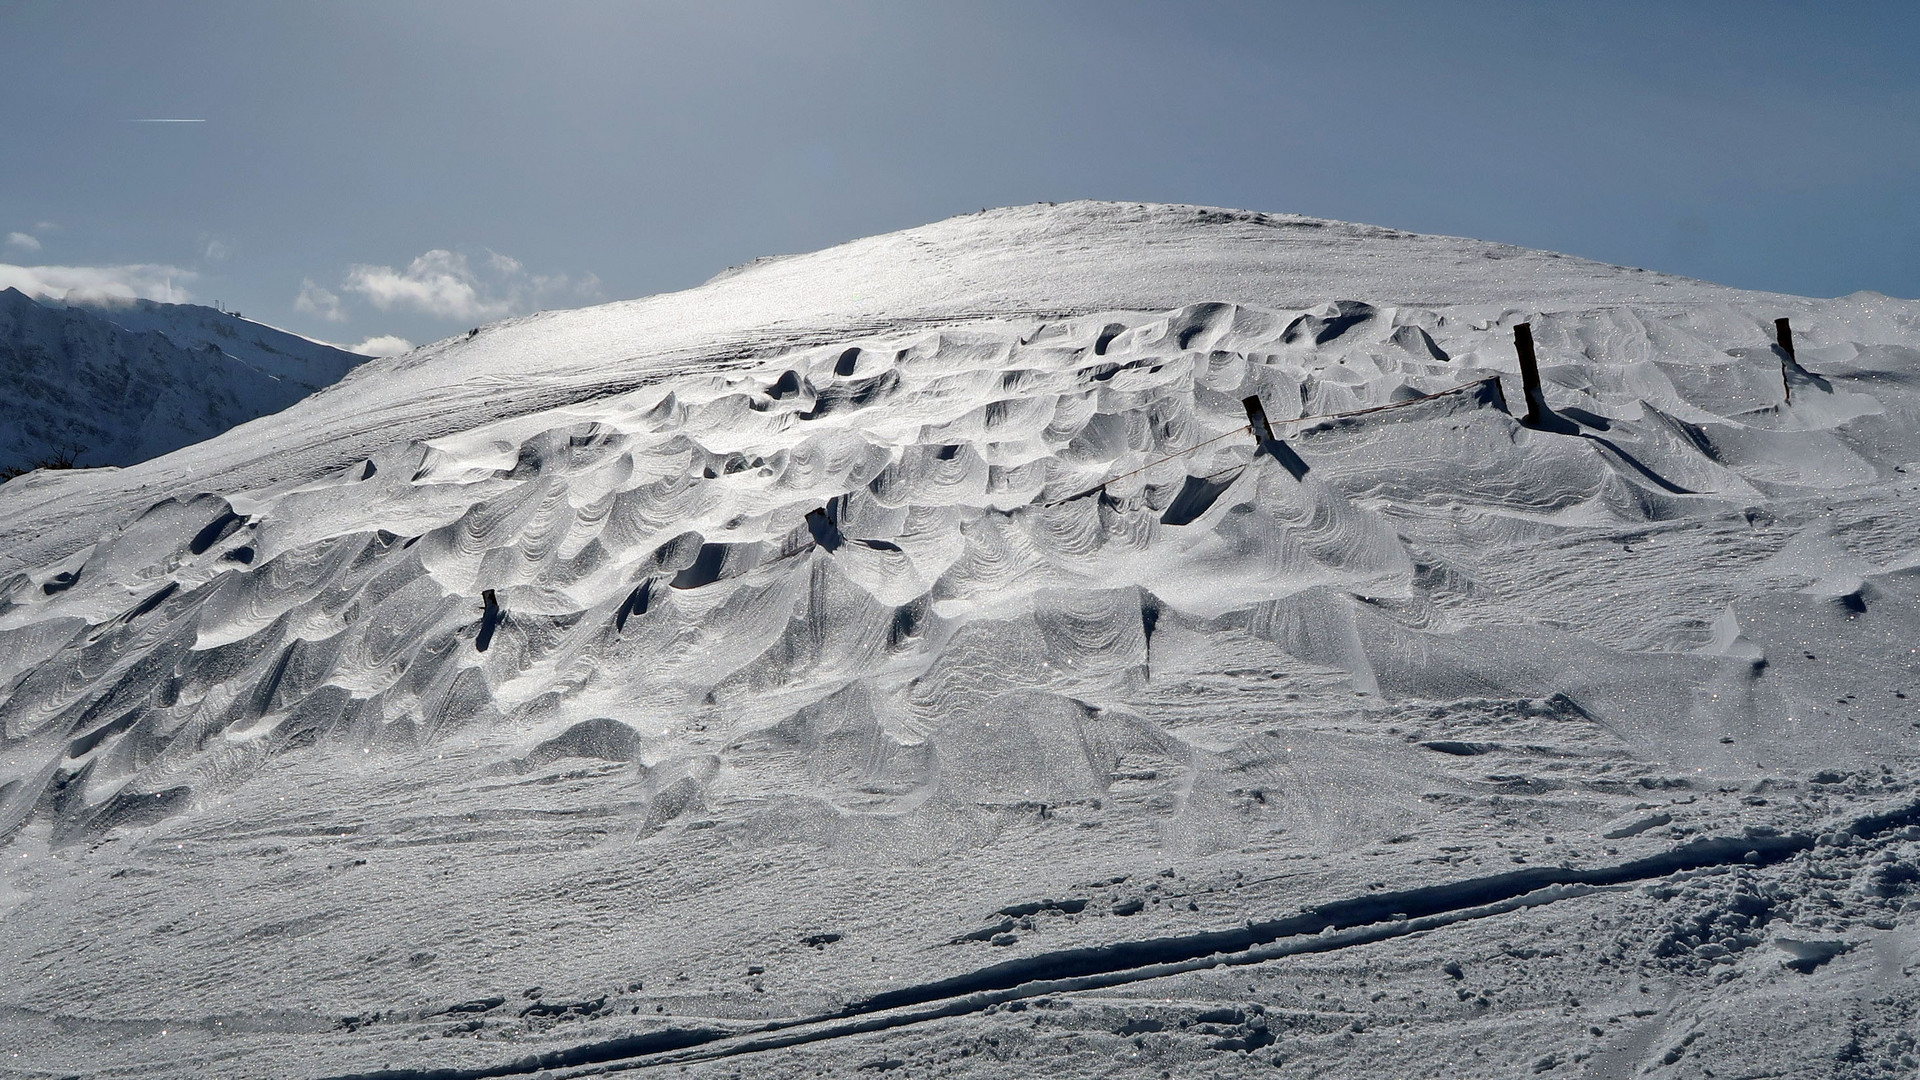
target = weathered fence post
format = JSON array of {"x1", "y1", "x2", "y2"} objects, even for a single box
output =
[
  {"x1": 1775, "y1": 317, "x2": 1795, "y2": 403},
  {"x1": 1513, "y1": 323, "x2": 1551, "y2": 429},
  {"x1": 477, "y1": 588, "x2": 501, "y2": 652},
  {"x1": 1242, "y1": 396, "x2": 1274, "y2": 445},
  {"x1": 1243, "y1": 394, "x2": 1308, "y2": 478}
]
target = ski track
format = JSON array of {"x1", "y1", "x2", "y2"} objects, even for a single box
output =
[{"x1": 308, "y1": 797, "x2": 1920, "y2": 1079}]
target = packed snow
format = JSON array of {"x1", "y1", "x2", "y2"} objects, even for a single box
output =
[{"x1": 0, "y1": 203, "x2": 1916, "y2": 1079}]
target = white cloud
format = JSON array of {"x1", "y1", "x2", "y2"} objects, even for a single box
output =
[
  {"x1": 351, "y1": 334, "x2": 414, "y2": 357},
  {"x1": 6, "y1": 232, "x2": 41, "y2": 253},
  {"x1": 345, "y1": 249, "x2": 504, "y2": 321},
  {"x1": 0, "y1": 262, "x2": 195, "y2": 303},
  {"x1": 337, "y1": 248, "x2": 601, "y2": 323},
  {"x1": 294, "y1": 278, "x2": 347, "y2": 322}
]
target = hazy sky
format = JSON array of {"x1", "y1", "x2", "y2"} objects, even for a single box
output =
[{"x1": 4, "y1": 0, "x2": 1917, "y2": 352}]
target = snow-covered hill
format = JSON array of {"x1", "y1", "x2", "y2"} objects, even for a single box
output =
[
  {"x1": 0, "y1": 289, "x2": 365, "y2": 474},
  {"x1": 0, "y1": 203, "x2": 1916, "y2": 1080}
]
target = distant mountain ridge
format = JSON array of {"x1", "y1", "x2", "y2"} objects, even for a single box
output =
[{"x1": 0, "y1": 288, "x2": 366, "y2": 475}]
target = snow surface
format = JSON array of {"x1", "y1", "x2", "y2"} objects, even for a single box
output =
[
  {"x1": 0, "y1": 202, "x2": 1917, "y2": 1079},
  {"x1": 0, "y1": 289, "x2": 365, "y2": 473}
]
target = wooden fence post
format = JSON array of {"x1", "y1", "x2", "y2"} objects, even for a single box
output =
[
  {"x1": 1513, "y1": 323, "x2": 1551, "y2": 428},
  {"x1": 1775, "y1": 317, "x2": 1795, "y2": 403},
  {"x1": 477, "y1": 588, "x2": 501, "y2": 652},
  {"x1": 1242, "y1": 396, "x2": 1274, "y2": 445},
  {"x1": 1243, "y1": 394, "x2": 1309, "y2": 478}
]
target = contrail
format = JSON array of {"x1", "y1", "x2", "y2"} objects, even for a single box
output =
[{"x1": 129, "y1": 118, "x2": 206, "y2": 123}]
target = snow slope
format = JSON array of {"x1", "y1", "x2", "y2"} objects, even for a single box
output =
[
  {"x1": 0, "y1": 202, "x2": 1917, "y2": 1080},
  {"x1": 0, "y1": 289, "x2": 365, "y2": 473}
]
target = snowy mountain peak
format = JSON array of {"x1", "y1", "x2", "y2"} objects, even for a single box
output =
[{"x1": 60, "y1": 293, "x2": 366, "y2": 388}]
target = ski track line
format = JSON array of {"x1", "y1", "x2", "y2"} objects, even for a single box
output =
[{"x1": 320, "y1": 798, "x2": 1920, "y2": 1080}]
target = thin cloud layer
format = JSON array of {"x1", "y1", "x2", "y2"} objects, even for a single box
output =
[
  {"x1": 5, "y1": 233, "x2": 41, "y2": 253},
  {"x1": 337, "y1": 249, "x2": 600, "y2": 322},
  {"x1": 295, "y1": 279, "x2": 347, "y2": 322},
  {"x1": 0, "y1": 261, "x2": 195, "y2": 303}
]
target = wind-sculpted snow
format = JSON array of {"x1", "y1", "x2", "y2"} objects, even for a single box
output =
[
  {"x1": 0, "y1": 295, "x2": 1847, "y2": 843},
  {"x1": 1, "y1": 293, "x2": 1916, "y2": 832},
  {"x1": 1, "y1": 204, "x2": 1918, "y2": 1079}
]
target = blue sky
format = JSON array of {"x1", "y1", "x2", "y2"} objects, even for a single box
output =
[{"x1": 3, "y1": 0, "x2": 1916, "y2": 352}]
